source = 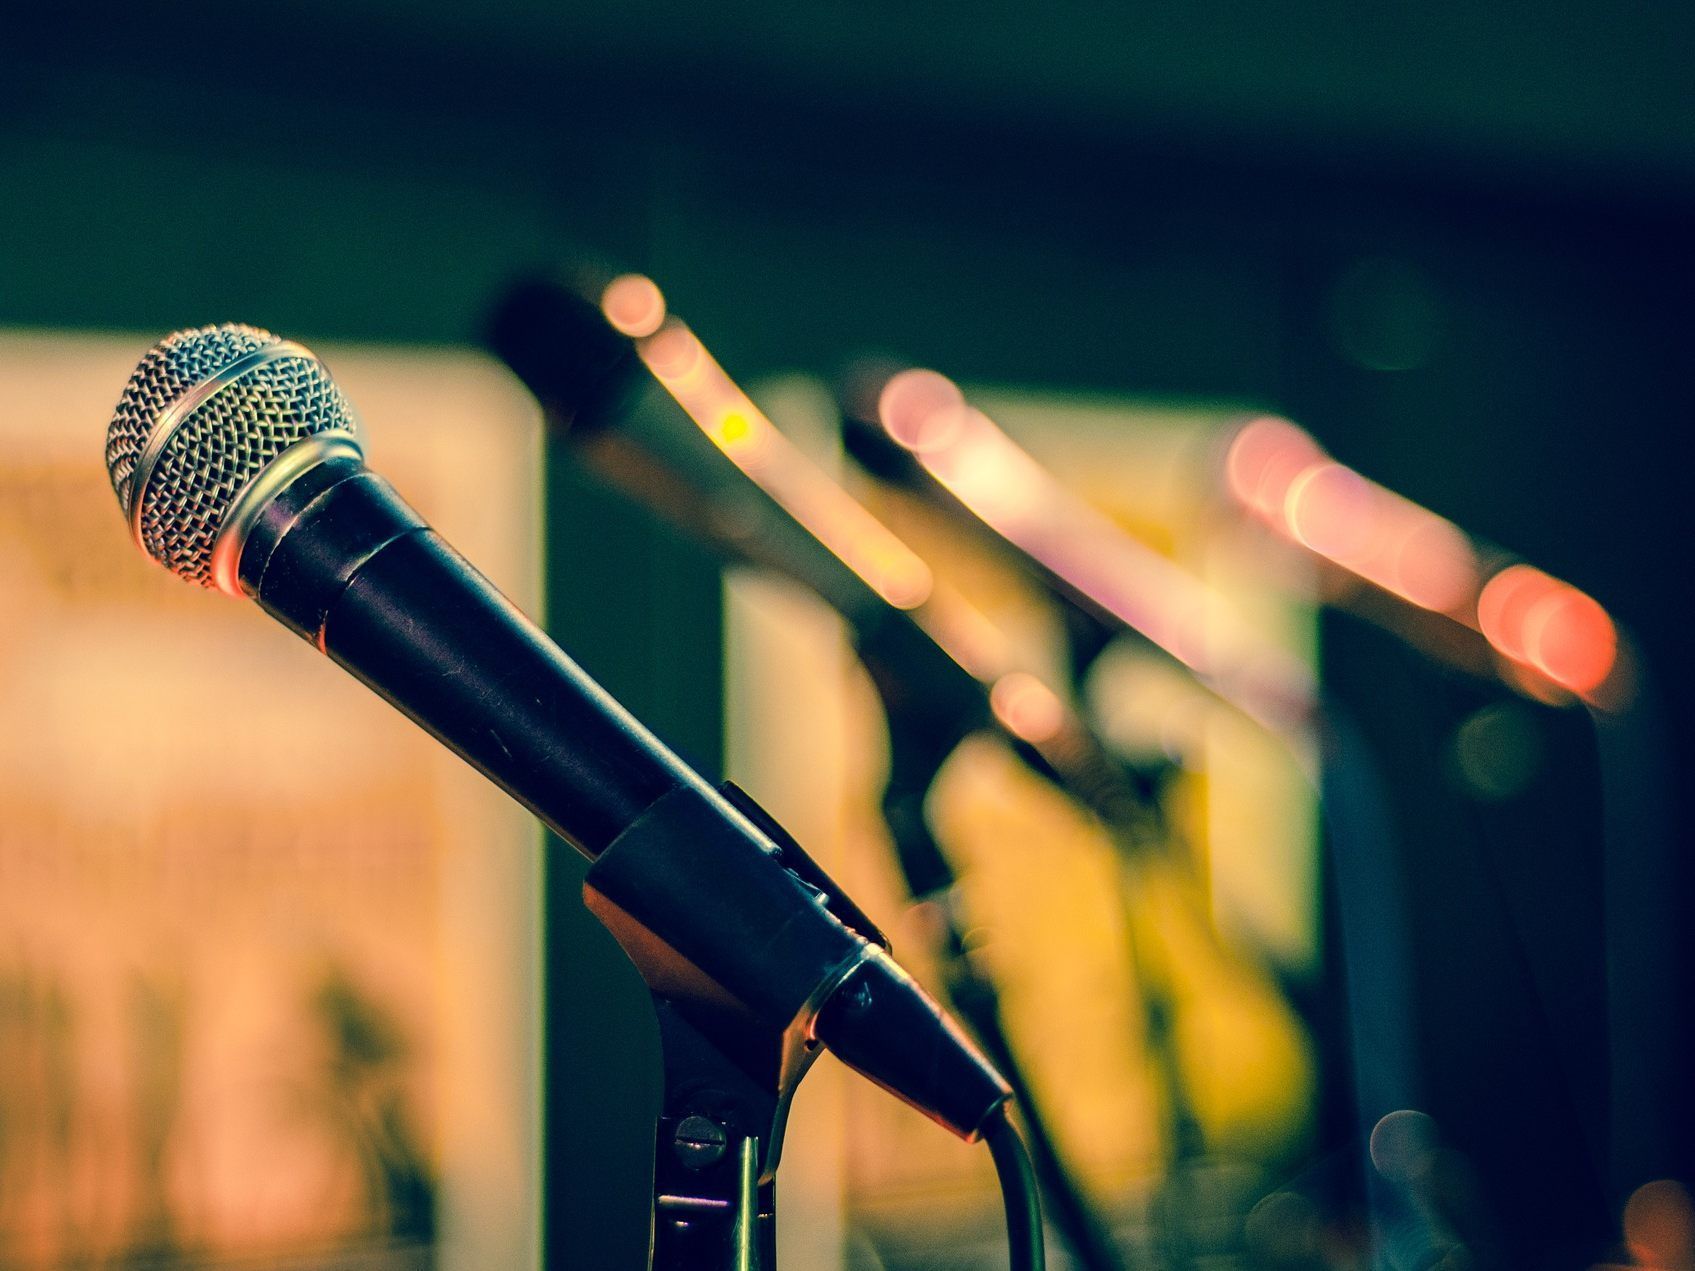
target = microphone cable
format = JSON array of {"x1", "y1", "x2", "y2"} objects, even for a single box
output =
[{"x1": 987, "y1": 1110, "x2": 1048, "y2": 1271}]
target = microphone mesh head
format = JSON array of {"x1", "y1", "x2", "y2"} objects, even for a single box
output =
[{"x1": 106, "y1": 324, "x2": 358, "y2": 587}]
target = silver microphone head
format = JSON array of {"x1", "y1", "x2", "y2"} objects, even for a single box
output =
[{"x1": 105, "y1": 323, "x2": 363, "y2": 595}]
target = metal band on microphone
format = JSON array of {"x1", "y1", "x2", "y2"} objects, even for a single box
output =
[
  {"x1": 209, "y1": 430, "x2": 365, "y2": 597},
  {"x1": 127, "y1": 339, "x2": 321, "y2": 553}
]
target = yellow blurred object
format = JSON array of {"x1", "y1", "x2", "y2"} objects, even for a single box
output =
[
  {"x1": 931, "y1": 736, "x2": 1312, "y2": 1174},
  {"x1": 728, "y1": 379, "x2": 1322, "y2": 1263}
]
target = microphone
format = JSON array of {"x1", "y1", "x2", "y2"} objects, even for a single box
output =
[
  {"x1": 836, "y1": 363, "x2": 1319, "y2": 739},
  {"x1": 102, "y1": 322, "x2": 1011, "y2": 1143}
]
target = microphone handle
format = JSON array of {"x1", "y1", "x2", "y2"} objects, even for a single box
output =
[{"x1": 240, "y1": 453, "x2": 696, "y2": 856}]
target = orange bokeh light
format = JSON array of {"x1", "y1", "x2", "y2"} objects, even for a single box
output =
[
  {"x1": 1523, "y1": 588, "x2": 1617, "y2": 695},
  {"x1": 1477, "y1": 564, "x2": 1617, "y2": 697},
  {"x1": 1228, "y1": 417, "x2": 1478, "y2": 614},
  {"x1": 1623, "y1": 1179, "x2": 1695, "y2": 1270},
  {"x1": 1282, "y1": 461, "x2": 1478, "y2": 613},
  {"x1": 990, "y1": 671, "x2": 1067, "y2": 744},
  {"x1": 1284, "y1": 463, "x2": 1380, "y2": 562},
  {"x1": 1225, "y1": 417, "x2": 1625, "y2": 704},
  {"x1": 636, "y1": 319, "x2": 933, "y2": 612},
  {"x1": 1387, "y1": 516, "x2": 1477, "y2": 615},
  {"x1": 599, "y1": 273, "x2": 668, "y2": 339},
  {"x1": 1477, "y1": 564, "x2": 1556, "y2": 663},
  {"x1": 1225, "y1": 416, "x2": 1327, "y2": 521}
]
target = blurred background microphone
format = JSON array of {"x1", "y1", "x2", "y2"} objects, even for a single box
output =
[
  {"x1": 490, "y1": 272, "x2": 1328, "y2": 1267},
  {"x1": 838, "y1": 357, "x2": 1664, "y2": 1258},
  {"x1": 842, "y1": 359, "x2": 1669, "y2": 1171},
  {"x1": 838, "y1": 362, "x2": 1320, "y2": 742}
]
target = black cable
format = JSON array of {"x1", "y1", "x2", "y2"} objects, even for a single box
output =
[{"x1": 986, "y1": 1110, "x2": 1047, "y2": 1271}]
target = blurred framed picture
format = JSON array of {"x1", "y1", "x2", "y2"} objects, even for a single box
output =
[{"x1": 0, "y1": 333, "x2": 542, "y2": 1270}]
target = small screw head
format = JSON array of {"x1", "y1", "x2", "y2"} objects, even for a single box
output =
[
  {"x1": 673, "y1": 1115, "x2": 728, "y2": 1169},
  {"x1": 842, "y1": 977, "x2": 875, "y2": 1013}
]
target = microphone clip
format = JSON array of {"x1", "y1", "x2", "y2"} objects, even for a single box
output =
[{"x1": 581, "y1": 781, "x2": 883, "y2": 1269}]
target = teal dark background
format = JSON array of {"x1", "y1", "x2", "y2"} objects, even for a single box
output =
[{"x1": 4, "y1": 5, "x2": 1692, "y2": 1265}]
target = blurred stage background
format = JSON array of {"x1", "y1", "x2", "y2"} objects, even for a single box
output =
[{"x1": 2, "y1": 4, "x2": 1692, "y2": 1268}]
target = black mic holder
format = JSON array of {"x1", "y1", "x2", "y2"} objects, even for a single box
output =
[{"x1": 582, "y1": 780, "x2": 886, "y2": 1271}]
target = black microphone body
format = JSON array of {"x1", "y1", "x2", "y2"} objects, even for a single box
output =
[
  {"x1": 487, "y1": 280, "x2": 1121, "y2": 1271},
  {"x1": 104, "y1": 326, "x2": 1010, "y2": 1145},
  {"x1": 242, "y1": 455, "x2": 696, "y2": 856},
  {"x1": 240, "y1": 456, "x2": 883, "y2": 1034}
]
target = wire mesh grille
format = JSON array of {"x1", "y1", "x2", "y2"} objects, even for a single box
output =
[{"x1": 105, "y1": 325, "x2": 358, "y2": 587}]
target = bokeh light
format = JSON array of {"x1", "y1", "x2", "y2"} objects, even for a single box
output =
[
  {"x1": 599, "y1": 273, "x2": 668, "y2": 339},
  {"x1": 879, "y1": 368, "x2": 970, "y2": 454},
  {"x1": 1279, "y1": 461, "x2": 1478, "y2": 613},
  {"x1": 1477, "y1": 564, "x2": 1617, "y2": 698},
  {"x1": 1370, "y1": 1109, "x2": 1440, "y2": 1186},
  {"x1": 989, "y1": 671, "x2": 1067, "y2": 744},
  {"x1": 638, "y1": 319, "x2": 934, "y2": 612},
  {"x1": 1225, "y1": 416, "x2": 1327, "y2": 521},
  {"x1": 880, "y1": 373, "x2": 1317, "y2": 732},
  {"x1": 1623, "y1": 1179, "x2": 1695, "y2": 1270}
]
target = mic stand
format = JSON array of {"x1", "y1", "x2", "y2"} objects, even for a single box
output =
[
  {"x1": 637, "y1": 997, "x2": 797, "y2": 1270},
  {"x1": 868, "y1": 665, "x2": 1128, "y2": 1271},
  {"x1": 1061, "y1": 616, "x2": 1215, "y2": 1265},
  {"x1": 583, "y1": 782, "x2": 886, "y2": 1270},
  {"x1": 882, "y1": 773, "x2": 1130, "y2": 1271}
]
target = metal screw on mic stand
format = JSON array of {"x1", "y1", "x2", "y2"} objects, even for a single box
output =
[
  {"x1": 674, "y1": 1115, "x2": 729, "y2": 1170},
  {"x1": 835, "y1": 976, "x2": 875, "y2": 1015}
]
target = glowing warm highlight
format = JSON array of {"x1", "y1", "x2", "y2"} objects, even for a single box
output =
[
  {"x1": 1225, "y1": 416, "x2": 1326, "y2": 520},
  {"x1": 629, "y1": 323, "x2": 1042, "y2": 699},
  {"x1": 990, "y1": 671, "x2": 1067, "y2": 745},
  {"x1": 1477, "y1": 565, "x2": 1559, "y2": 664},
  {"x1": 1478, "y1": 564, "x2": 1617, "y2": 697},
  {"x1": 1281, "y1": 461, "x2": 1478, "y2": 613},
  {"x1": 1624, "y1": 1180, "x2": 1695, "y2": 1271},
  {"x1": 1227, "y1": 416, "x2": 1624, "y2": 702},
  {"x1": 600, "y1": 273, "x2": 668, "y2": 338},
  {"x1": 879, "y1": 369, "x2": 970, "y2": 453},
  {"x1": 641, "y1": 322, "x2": 705, "y2": 382},
  {"x1": 636, "y1": 319, "x2": 933, "y2": 612},
  {"x1": 880, "y1": 371, "x2": 1315, "y2": 730},
  {"x1": 1228, "y1": 417, "x2": 1479, "y2": 613}
]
